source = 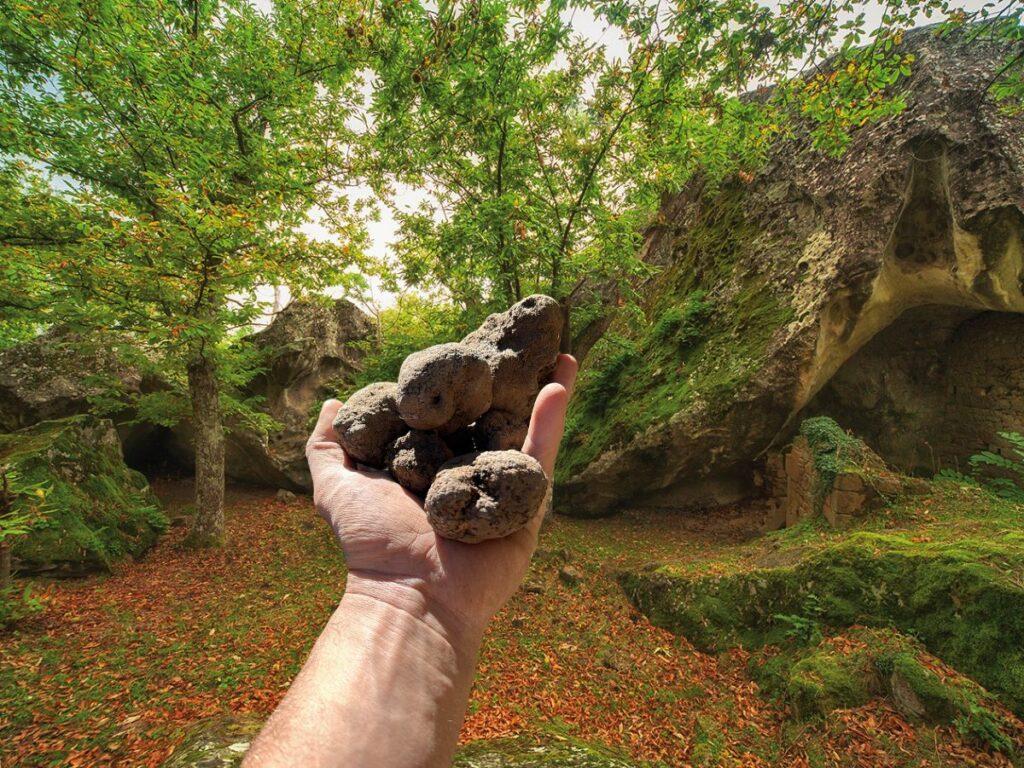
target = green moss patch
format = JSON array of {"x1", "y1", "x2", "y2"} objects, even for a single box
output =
[
  {"x1": 1, "y1": 415, "x2": 166, "y2": 574},
  {"x1": 620, "y1": 530, "x2": 1024, "y2": 715},
  {"x1": 557, "y1": 188, "x2": 794, "y2": 483},
  {"x1": 750, "y1": 628, "x2": 1022, "y2": 755}
]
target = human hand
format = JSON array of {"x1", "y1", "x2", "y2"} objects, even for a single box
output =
[{"x1": 306, "y1": 354, "x2": 578, "y2": 643}]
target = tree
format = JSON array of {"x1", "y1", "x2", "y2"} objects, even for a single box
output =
[
  {"x1": 366, "y1": 0, "x2": 1016, "y2": 359},
  {"x1": 0, "y1": 0, "x2": 371, "y2": 546}
]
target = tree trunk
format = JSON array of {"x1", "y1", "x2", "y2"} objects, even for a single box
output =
[
  {"x1": 1, "y1": 542, "x2": 11, "y2": 590},
  {"x1": 185, "y1": 353, "x2": 225, "y2": 548}
]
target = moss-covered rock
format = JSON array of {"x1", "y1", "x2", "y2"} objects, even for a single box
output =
[
  {"x1": 2, "y1": 415, "x2": 166, "y2": 575},
  {"x1": 556, "y1": 28, "x2": 1024, "y2": 517},
  {"x1": 751, "y1": 628, "x2": 1022, "y2": 755},
  {"x1": 620, "y1": 531, "x2": 1024, "y2": 714}
]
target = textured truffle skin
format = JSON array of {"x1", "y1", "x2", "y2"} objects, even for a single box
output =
[
  {"x1": 473, "y1": 409, "x2": 529, "y2": 451},
  {"x1": 332, "y1": 382, "x2": 407, "y2": 468},
  {"x1": 396, "y1": 343, "x2": 493, "y2": 432},
  {"x1": 385, "y1": 430, "x2": 453, "y2": 496},
  {"x1": 462, "y1": 295, "x2": 562, "y2": 416},
  {"x1": 425, "y1": 450, "x2": 548, "y2": 543}
]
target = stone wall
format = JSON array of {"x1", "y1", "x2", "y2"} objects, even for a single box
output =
[{"x1": 766, "y1": 432, "x2": 917, "y2": 530}]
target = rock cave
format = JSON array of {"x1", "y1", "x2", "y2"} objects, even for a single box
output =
[{"x1": 803, "y1": 305, "x2": 1024, "y2": 477}]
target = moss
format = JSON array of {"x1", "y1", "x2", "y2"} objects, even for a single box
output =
[
  {"x1": 1, "y1": 415, "x2": 166, "y2": 573},
  {"x1": 557, "y1": 187, "x2": 794, "y2": 483},
  {"x1": 749, "y1": 628, "x2": 1019, "y2": 754},
  {"x1": 620, "y1": 531, "x2": 1024, "y2": 715},
  {"x1": 799, "y1": 417, "x2": 870, "y2": 513}
]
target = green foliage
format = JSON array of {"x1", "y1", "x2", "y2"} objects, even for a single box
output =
[
  {"x1": 799, "y1": 417, "x2": 868, "y2": 513},
  {"x1": 0, "y1": 0, "x2": 371, "y2": 539},
  {"x1": 0, "y1": 416, "x2": 166, "y2": 572},
  {"x1": 969, "y1": 431, "x2": 1024, "y2": 503},
  {"x1": 345, "y1": 295, "x2": 472, "y2": 397},
  {"x1": 0, "y1": 584, "x2": 43, "y2": 628}
]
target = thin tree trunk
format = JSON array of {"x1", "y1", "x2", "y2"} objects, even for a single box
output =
[
  {"x1": 185, "y1": 352, "x2": 225, "y2": 548},
  {"x1": 1, "y1": 543, "x2": 11, "y2": 590}
]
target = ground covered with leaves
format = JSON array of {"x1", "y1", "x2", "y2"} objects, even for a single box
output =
[{"x1": 2, "y1": 481, "x2": 1021, "y2": 767}]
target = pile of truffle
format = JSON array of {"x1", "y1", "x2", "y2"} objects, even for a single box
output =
[{"x1": 332, "y1": 295, "x2": 563, "y2": 543}]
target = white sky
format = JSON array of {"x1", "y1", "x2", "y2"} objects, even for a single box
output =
[{"x1": 253, "y1": 0, "x2": 993, "y2": 319}]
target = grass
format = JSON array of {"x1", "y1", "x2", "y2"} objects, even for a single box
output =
[{"x1": 1, "y1": 480, "x2": 1022, "y2": 767}]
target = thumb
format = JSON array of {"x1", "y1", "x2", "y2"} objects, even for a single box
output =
[
  {"x1": 521, "y1": 354, "x2": 578, "y2": 477},
  {"x1": 306, "y1": 399, "x2": 353, "y2": 481}
]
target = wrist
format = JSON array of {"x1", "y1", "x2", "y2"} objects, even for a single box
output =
[{"x1": 342, "y1": 570, "x2": 487, "y2": 657}]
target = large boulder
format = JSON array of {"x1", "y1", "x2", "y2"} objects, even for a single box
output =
[
  {"x1": 1, "y1": 415, "x2": 166, "y2": 575},
  {"x1": 557, "y1": 27, "x2": 1024, "y2": 516},
  {"x1": 168, "y1": 299, "x2": 372, "y2": 491},
  {"x1": 0, "y1": 299, "x2": 372, "y2": 491},
  {"x1": 0, "y1": 329, "x2": 144, "y2": 433}
]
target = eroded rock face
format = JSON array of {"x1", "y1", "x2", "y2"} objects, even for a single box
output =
[
  {"x1": 216, "y1": 298, "x2": 373, "y2": 490},
  {"x1": 557, "y1": 27, "x2": 1024, "y2": 517},
  {"x1": 426, "y1": 451, "x2": 549, "y2": 543}
]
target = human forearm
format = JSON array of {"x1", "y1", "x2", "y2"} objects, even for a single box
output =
[{"x1": 243, "y1": 580, "x2": 483, "y2": 768}]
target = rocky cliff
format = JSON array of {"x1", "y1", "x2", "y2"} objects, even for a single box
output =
[
  {"x1": 0, "y1": 299, "x2": 372, "y2": 491},
  {"x1": 557, "y1": 26, "x2": 1024, "y2": 516}
]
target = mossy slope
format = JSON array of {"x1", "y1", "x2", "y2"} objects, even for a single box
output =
[
  {"x1": 752, "y1": 627, "x2": 1022, "y2": 755},
  {"x1": 1, "y1": 415, "x2": 166, "y2": 574},
  {"x1": 621, "y1": 527, "x2": 1024, "y2": 715},
  {"x1": 557, "y1": 187, "x2": 794, "y2": 489}
]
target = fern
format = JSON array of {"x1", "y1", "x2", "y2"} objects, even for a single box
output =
[{"x1": 967, "y1": 432, "x2": 1024, "y2": 503}]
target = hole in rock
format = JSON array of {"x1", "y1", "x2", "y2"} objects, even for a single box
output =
[{"x1": 802, "y1": 305, "x2": 1024, "y2": 476}]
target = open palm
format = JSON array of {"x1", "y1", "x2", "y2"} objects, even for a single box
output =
[{"x1": 306, "y1": 354, "x2": 578, "y2": 633}]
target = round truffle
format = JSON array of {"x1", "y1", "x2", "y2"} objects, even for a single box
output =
[
  {"x1": 396, "y1": 343, "x2": 493, "y2": 432},
  {"x1": 473, "y1": 409, "x2": 529, "y2": 451},
  {"x1": 385, "y1": 430, "x2": 453, "y2": 496},
  {"x1": 462, "y1": 295, "x2": 562, "y2": 416},
  {"x1": 425, "y1": 450, "x2": 548, "y2": 543},
  {"x1": 332, "y1": 382, "x2": 407, "y2": 468}
]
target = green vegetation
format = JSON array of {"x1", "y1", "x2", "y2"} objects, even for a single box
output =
[
  {"x1": 557, "y1": 188, "x2": 794, "y2": 482},
  {"x1": 969, "y1": 432, "x2": 1024, "y2": 503},
  {"x1": 752, "y1": 627, "x2": 1019, "y2": 754},
  {"x1": 0, "y1": 416, "x2": 165, "y2": 573},
  {"x1": 620, "y1": 480, "x2": 1024, "y2": 715}
]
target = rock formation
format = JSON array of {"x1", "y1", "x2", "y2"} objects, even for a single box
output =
[
  {"x1": 557, "y1": 27, "x2": 1024, "y2": 517},
  {"x1": 1, "y1": 415, "x2": 166, "y2": 575},
  {"x1": 0, "y1": 299, "x2": 372, "y2": 492}
]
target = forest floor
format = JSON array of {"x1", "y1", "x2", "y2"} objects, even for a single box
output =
[{"x1": 1, "y1": 481, "x2": 1020, "y2": 768}]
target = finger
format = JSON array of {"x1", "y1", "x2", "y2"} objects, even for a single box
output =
[
  {"x1": 305, "y1": 399, "x2": 353, "y2": 479},
  {"x1": 522, "y1": 383, "x2": 570, "y2": 478},
  {"x1": 551, "y1": 353, "x2": 578, "y2": 399}
]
